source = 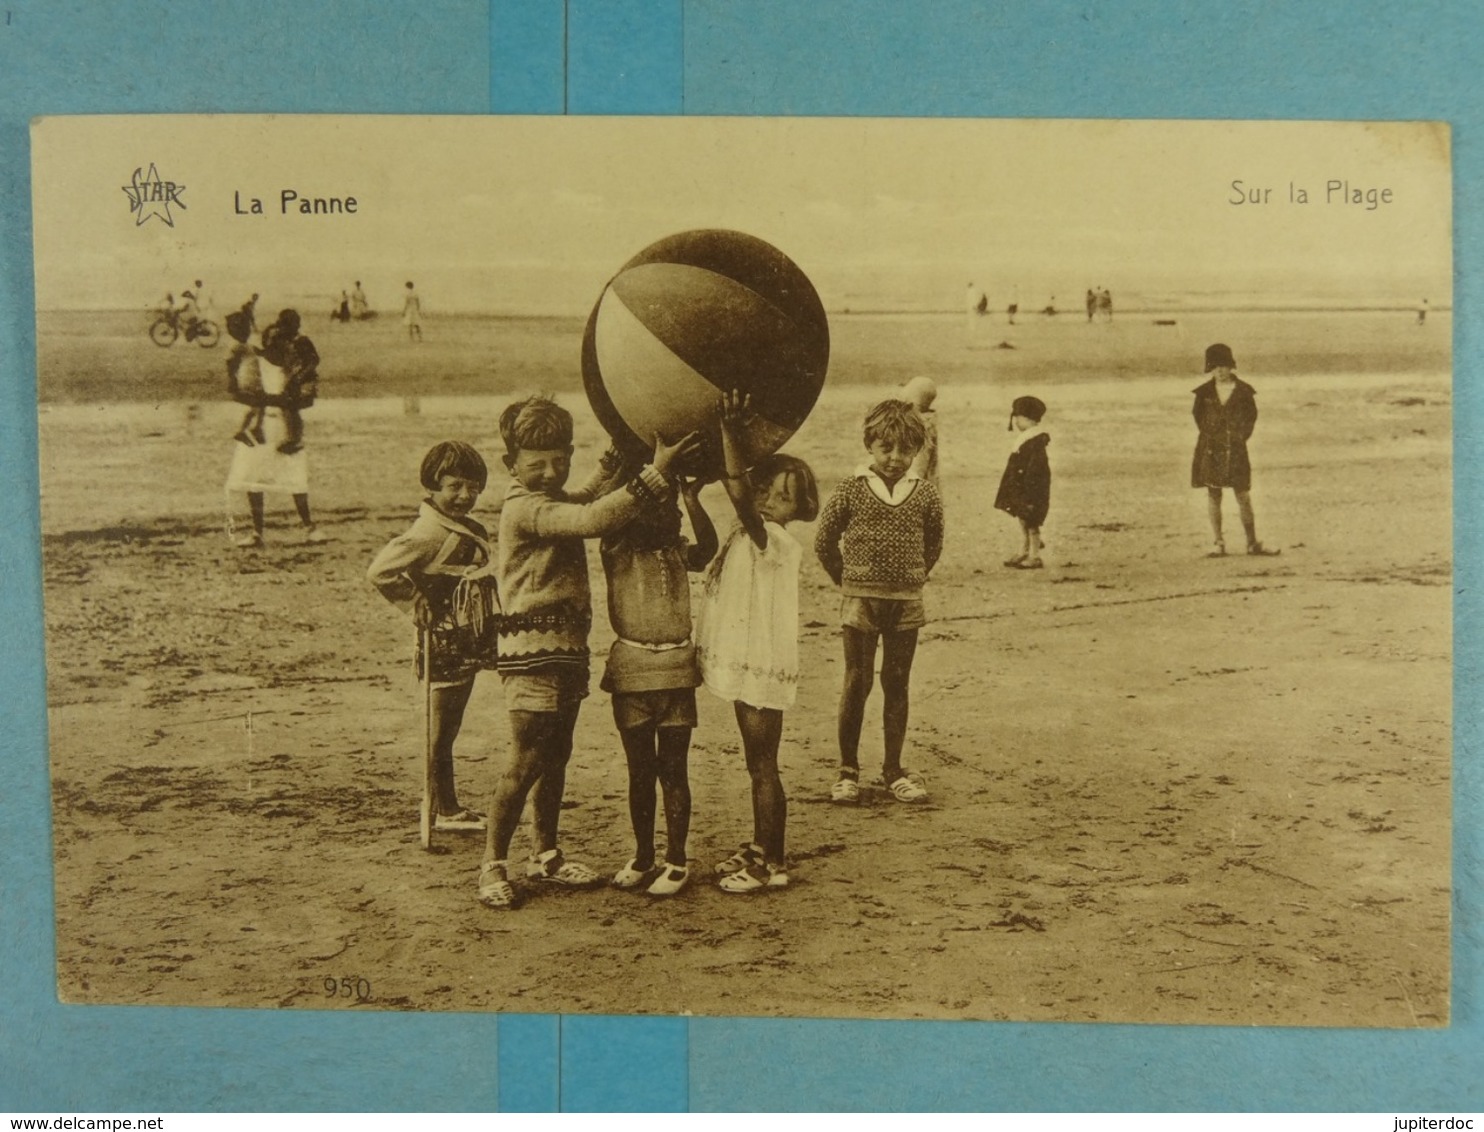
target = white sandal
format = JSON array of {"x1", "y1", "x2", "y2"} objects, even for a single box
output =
[
  {"x1": 718, "y1": 862, "x2": 789, "y2": 893},
  {"x1": 647, "y1": 863, "x2": 689, "y2": 897},
  {"x1": 526, "y1": 848, "x2": 604, "y2": 888},
  {"x1": 477, "y1": 861, "x2": 518, "y2": 909},
  {"x1": 888, "y1": 774, "x2": 929, "y2": 803},
  {"x1": 612, "y1": 858, "x2": 657, "y2": 889}
]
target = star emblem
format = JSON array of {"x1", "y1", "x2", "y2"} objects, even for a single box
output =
[{"x1": 122, "y1": 164, "x2": 186, "y2": 227}]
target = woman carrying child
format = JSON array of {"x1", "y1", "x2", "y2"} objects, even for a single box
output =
[
  {"x1": 599, "y1": 453, "x2": 718, "y2": 897},
  {"x1": 223, "y1": 307, "x2": 324, "y2": 547},
  {"x1": 695, "y1": 391, "x2": 819, "y2": 893},
  {"x1": 368, "y1": 441, "x2": 500, "y2": 831},
  {"x1": 1191, "y1": 342, "x2": 1278, "y2": 557}
]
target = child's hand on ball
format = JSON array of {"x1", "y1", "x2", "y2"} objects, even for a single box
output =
[{"x1": 653, "y1": 431, "x2": 702, "y2": 476}]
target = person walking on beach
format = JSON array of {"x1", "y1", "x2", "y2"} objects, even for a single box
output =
[
  {"x1": 995, "y1": 395, "x2": 1051, "y2": 570},
  {"x1": 402, "y1": 281, "x2": 423, "y2": 343},
  {"x1": 1191, "y1": 342, "x2": 1278, "y2": 558}
]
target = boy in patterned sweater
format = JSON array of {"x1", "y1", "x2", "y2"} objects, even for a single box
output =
[
  {"x1": 815, "y1": 399, "x2": 944, "y2": 804},
  {"x1": 476, "y1": 395, "x2": 697, "y2": 911}
]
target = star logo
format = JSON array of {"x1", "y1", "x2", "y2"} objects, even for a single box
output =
[{"x1": 122, "y1": 164, "x2": 186, "y2": 227}]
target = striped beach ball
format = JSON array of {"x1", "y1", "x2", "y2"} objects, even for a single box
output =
[{"x1": 581, "y1": 229, "x2": 830, "y2": 474}]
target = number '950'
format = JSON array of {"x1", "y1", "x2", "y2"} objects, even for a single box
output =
[{"x1": 324, "y1": 977, "x2": 372, "y2": 1001}]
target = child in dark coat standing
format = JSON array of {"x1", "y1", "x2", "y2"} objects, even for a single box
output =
[
  {"x1": 1191, "y1": 343, "x2": 1278, "y2": 557},
  {"x1": 995, "y1": 395, "x2": 1051, "y2": 569}
]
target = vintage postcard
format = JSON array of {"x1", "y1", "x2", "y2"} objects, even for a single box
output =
[{"x1": 30, "y1": 115, "x2": 1451, "y2": 1026}]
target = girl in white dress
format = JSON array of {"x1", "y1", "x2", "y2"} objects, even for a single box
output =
[{"x1": 696, "y1": 391, "x2": 819, "y2": 893}]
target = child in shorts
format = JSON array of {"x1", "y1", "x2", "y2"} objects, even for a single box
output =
[
  {"x1": 601, "y1": 466, "x2": 718, "y2": 897},
  {"x1": 815, "y1": 399, "x2": 944, "y2": 804},
  {"x1": 476, "y1": 396, "x2": 697, "y2": 910},
  {"x1": 367, "y1": 441, "x2": 499, "y2": 830}
]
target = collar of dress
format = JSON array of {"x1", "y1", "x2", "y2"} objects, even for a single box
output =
[
  {"x1": 854, "y1": 464, "x2": 922, "y2": 505},
  {"x1": 420, "y1": 500, "x2": 492, "y2": 554},
  {"x1": 1011, "y1": 423, "x2": 1047, "y2": 451}
]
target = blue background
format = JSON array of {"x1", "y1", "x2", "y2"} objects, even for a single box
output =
[{"x1": 2, "y1": 0, "x2": 1480, "y2": 1112}]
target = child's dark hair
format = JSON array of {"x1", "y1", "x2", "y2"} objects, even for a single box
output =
[
  {"x1": 499, "y1": 395, "x2": 573, "y2": 456},
  {"x1": 420, "y1": 440, "x2": 488, "y2": 492},
  {"x1": 225, "y1": 310, "x2": 251, "y2": 344},
  {"x1": 749, "y1": 453, "x2": 819, "y2": 523},
  {"x1": 862, "y1": 399, "x2": 927, "y2": 452}
]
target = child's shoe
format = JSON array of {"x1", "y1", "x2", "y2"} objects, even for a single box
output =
[
  {"x1": 718, "y1": 861, "x2": 789, "y2": 893},
  {"x1": 713, "y1": 842, "x2": 765, "y2": 876},
  {"x1": 1247, "y1": 542, "x2": 1280, "y2": 556},
  {"x1": 526, "y1": 848, "x2": 604, "y2": 888},
  {"x1": 887, "y1": 773, "x2": 929, "y2": 803},
  {"x1": 233, "y1": 532, "x2": 264, "y2": 549},
  {"x1": 233, "y1": 429, "x2": 256, "y2": 447},
  {"x1": 434, "y1": 808, "x2": 486, "y2": 832},
  {"x1": 302, "y1": 524, "x2": 329, "y2": 544},
  {"x1": 612, "y1": 858, "x2": 658, "y2": 889},
  {"x1": 647, "y1": 863, "x2": 689, "y2": 897},
  {"x1": 477, "y1": 860, "x2": 518, "y2": 909},
  {"x1": 830, "y1": 775, "x2": 860, "y2": 804},
  {"x1": 1010, "y1": 557, "x2": 1044, "y2": 570},
  {"x1": 278, "y1": 440, "x2": 305, "y2": 455},
  {"x1": 1002, "y1": 554, "x2": 1027, "y2": 568},
  {"x1": 1206, "y1": 541, "x2": 1227, "y2": 558}
]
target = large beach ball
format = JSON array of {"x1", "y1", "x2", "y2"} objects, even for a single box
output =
[{"x1": 581, "y1": 229, "x2": 830, "y2": 473}]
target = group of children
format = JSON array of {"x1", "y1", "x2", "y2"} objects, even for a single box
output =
[{"x1": 367, "y1": 340, "x2": 1270, "y2": 908}]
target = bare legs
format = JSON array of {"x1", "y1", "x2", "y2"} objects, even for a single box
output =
[
  {"x1": 430, "y1": 680, "x2": 474, "y2": 815},
  {"x1": 484, "y1": 702, "x2": 580, "y2": 866},
  {"x1": 1207, "y1": 487, "x2": 1269, "y2": 554},
  {"x1": 837, "y1": 626, "x2": 919, "y2": 785},
  {"x1": 620, "y1": 724, "x2": 692, "y2": 869},
  {"x1": 734, "y1": 702, "x2": 786, "y2": 868}
]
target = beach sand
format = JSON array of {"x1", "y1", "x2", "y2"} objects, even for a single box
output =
[{"x1": 38, "y1": 309, "x2": 1450, "y2": 1025}]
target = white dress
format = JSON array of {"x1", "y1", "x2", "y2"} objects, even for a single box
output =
[
  {"x1": 695, "y1": 522, "x2": 801, "y2": 711},
  {"x1": 224, "y1": 357, "x2": 310, "y2": 496}
]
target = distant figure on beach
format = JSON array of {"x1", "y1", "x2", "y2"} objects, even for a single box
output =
[
  {"x1": 351, "y1": 281, "x2": 369, "y2": 319},
  {"x1": 1417, "y1": 298, "x2": 1428, "y2": 326},
  {"x1": 1098, "y1": 288, "x2": 1113, "y2": 321},
  {"x1": 332, "y1": 290, "x2": 351, "y2": 323},
  {"x1": 224, "y1": 308, "x2": 325, "y2": 547},
  {"x1": 1042, "y1": 297, "x2": 1057, "y2": 317},
  {"x1": 1086, "y1": 289, "x2": 1097, "y2": 322},
  {"x1": 1191, "y1": 343, "x2": 1278, "y2": 558},
  {"x1": 995, "y1": 395, "x2": 1051, "y2": 570},
  {"x1": 403, "y1": 281, "x2": 423, "y2": 342},
  {"x1": 1006, "y1": 301, "x2": 1018, "y2": 325},
  {"x1": 240, "y1": 293, "x2": 260, "y2": 334},
  {"x1": 974, "y1": 292, "x2": 988, "y2": 315},
  {"x1": 903, "y1": 376, "x2": 939, "y2": 483},
  {"x1": 193, "y1": 279, "x2": 211, "y2": 317}
]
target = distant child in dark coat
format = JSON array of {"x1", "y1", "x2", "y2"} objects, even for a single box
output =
[
  {"x1": 995, "y1": 395, "x2": 1051, "y2": 569},
  {"x1": 1190, "y1": 343, "x2": 1278, "y2": 557}
]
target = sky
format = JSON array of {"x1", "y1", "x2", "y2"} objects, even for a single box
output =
[{"x1": 30, "y1": 116, "x2": 1452, "y2": 314}]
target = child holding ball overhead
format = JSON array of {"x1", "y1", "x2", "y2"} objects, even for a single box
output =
[{"x1": 696, "y1": 390, "x2": 819, "y2": 893}]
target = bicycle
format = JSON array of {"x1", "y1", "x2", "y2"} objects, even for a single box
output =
[{"x1": 149, "y1": 308, "x2": 220, "y2": 348}]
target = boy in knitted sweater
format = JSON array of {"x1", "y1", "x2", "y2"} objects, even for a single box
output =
[
  {"x1": 476, "y1": 395, "x2": 698, "y2": 911},
  {"x1": 815, "y1": 399, "x2": 944, "y2": 804}
]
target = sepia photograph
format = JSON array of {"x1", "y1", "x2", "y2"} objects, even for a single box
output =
[{"x1": 30, "y1": 114, "x2": 1451, "y2": 1026}]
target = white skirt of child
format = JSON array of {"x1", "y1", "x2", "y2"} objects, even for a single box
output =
[
  {"x1": 695, "y1": 522, "x2": 801, "y2": 711},
  {"x1": 224, "y1": 406, "x2": 309, "y2": 495}
]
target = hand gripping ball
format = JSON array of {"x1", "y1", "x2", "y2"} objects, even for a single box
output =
[{"x1": 582, "y1": 229, "x2": 830, "y2": 474}]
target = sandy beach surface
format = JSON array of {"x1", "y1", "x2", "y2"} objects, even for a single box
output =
[{"x1": 37, "y1": 309, "x2": 1450, "y2": 1025}]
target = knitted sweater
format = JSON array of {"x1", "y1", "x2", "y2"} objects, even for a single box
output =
[
  {"x1": 495, "y1": 468, "x2": 666, "y2": 673},
  {"x1": 367, "y1": 502, "x2": 495, "y2": 621},
  {"x1": 814, "y1": 469, "x2": 944, "y2": 599}
]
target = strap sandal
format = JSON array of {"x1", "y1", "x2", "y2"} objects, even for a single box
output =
[
  {"x1": 646, "y1": 863, "x2": 690, "y2": 897},
  {"x1": 1247, "y1": 542, "x2": 1281, "y2": 556},
  {"x1": 477, "y1": 861, "x2": 518, "y2": 910},
  {"x1": 434, "y1": 808, "x2": 486, "y2": 832},
  {"x1": 526, "y1": 848, "x2": 604, "y2": 888},
  {"x1": 888, "y1": 773, "x2": 930, "y2": 803},
  {"x1": 713, "y1": 843, "x2": 765, "y2": 876},
  {"x1": 830, "y1": 776, "x2": 860, "y2": 804},
  {"x1": 612, "y1": 858, "x2": 659, "y2": 889},
  {"x1": 718, "y1": 862, "x2": 789, "y2": 893}
]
